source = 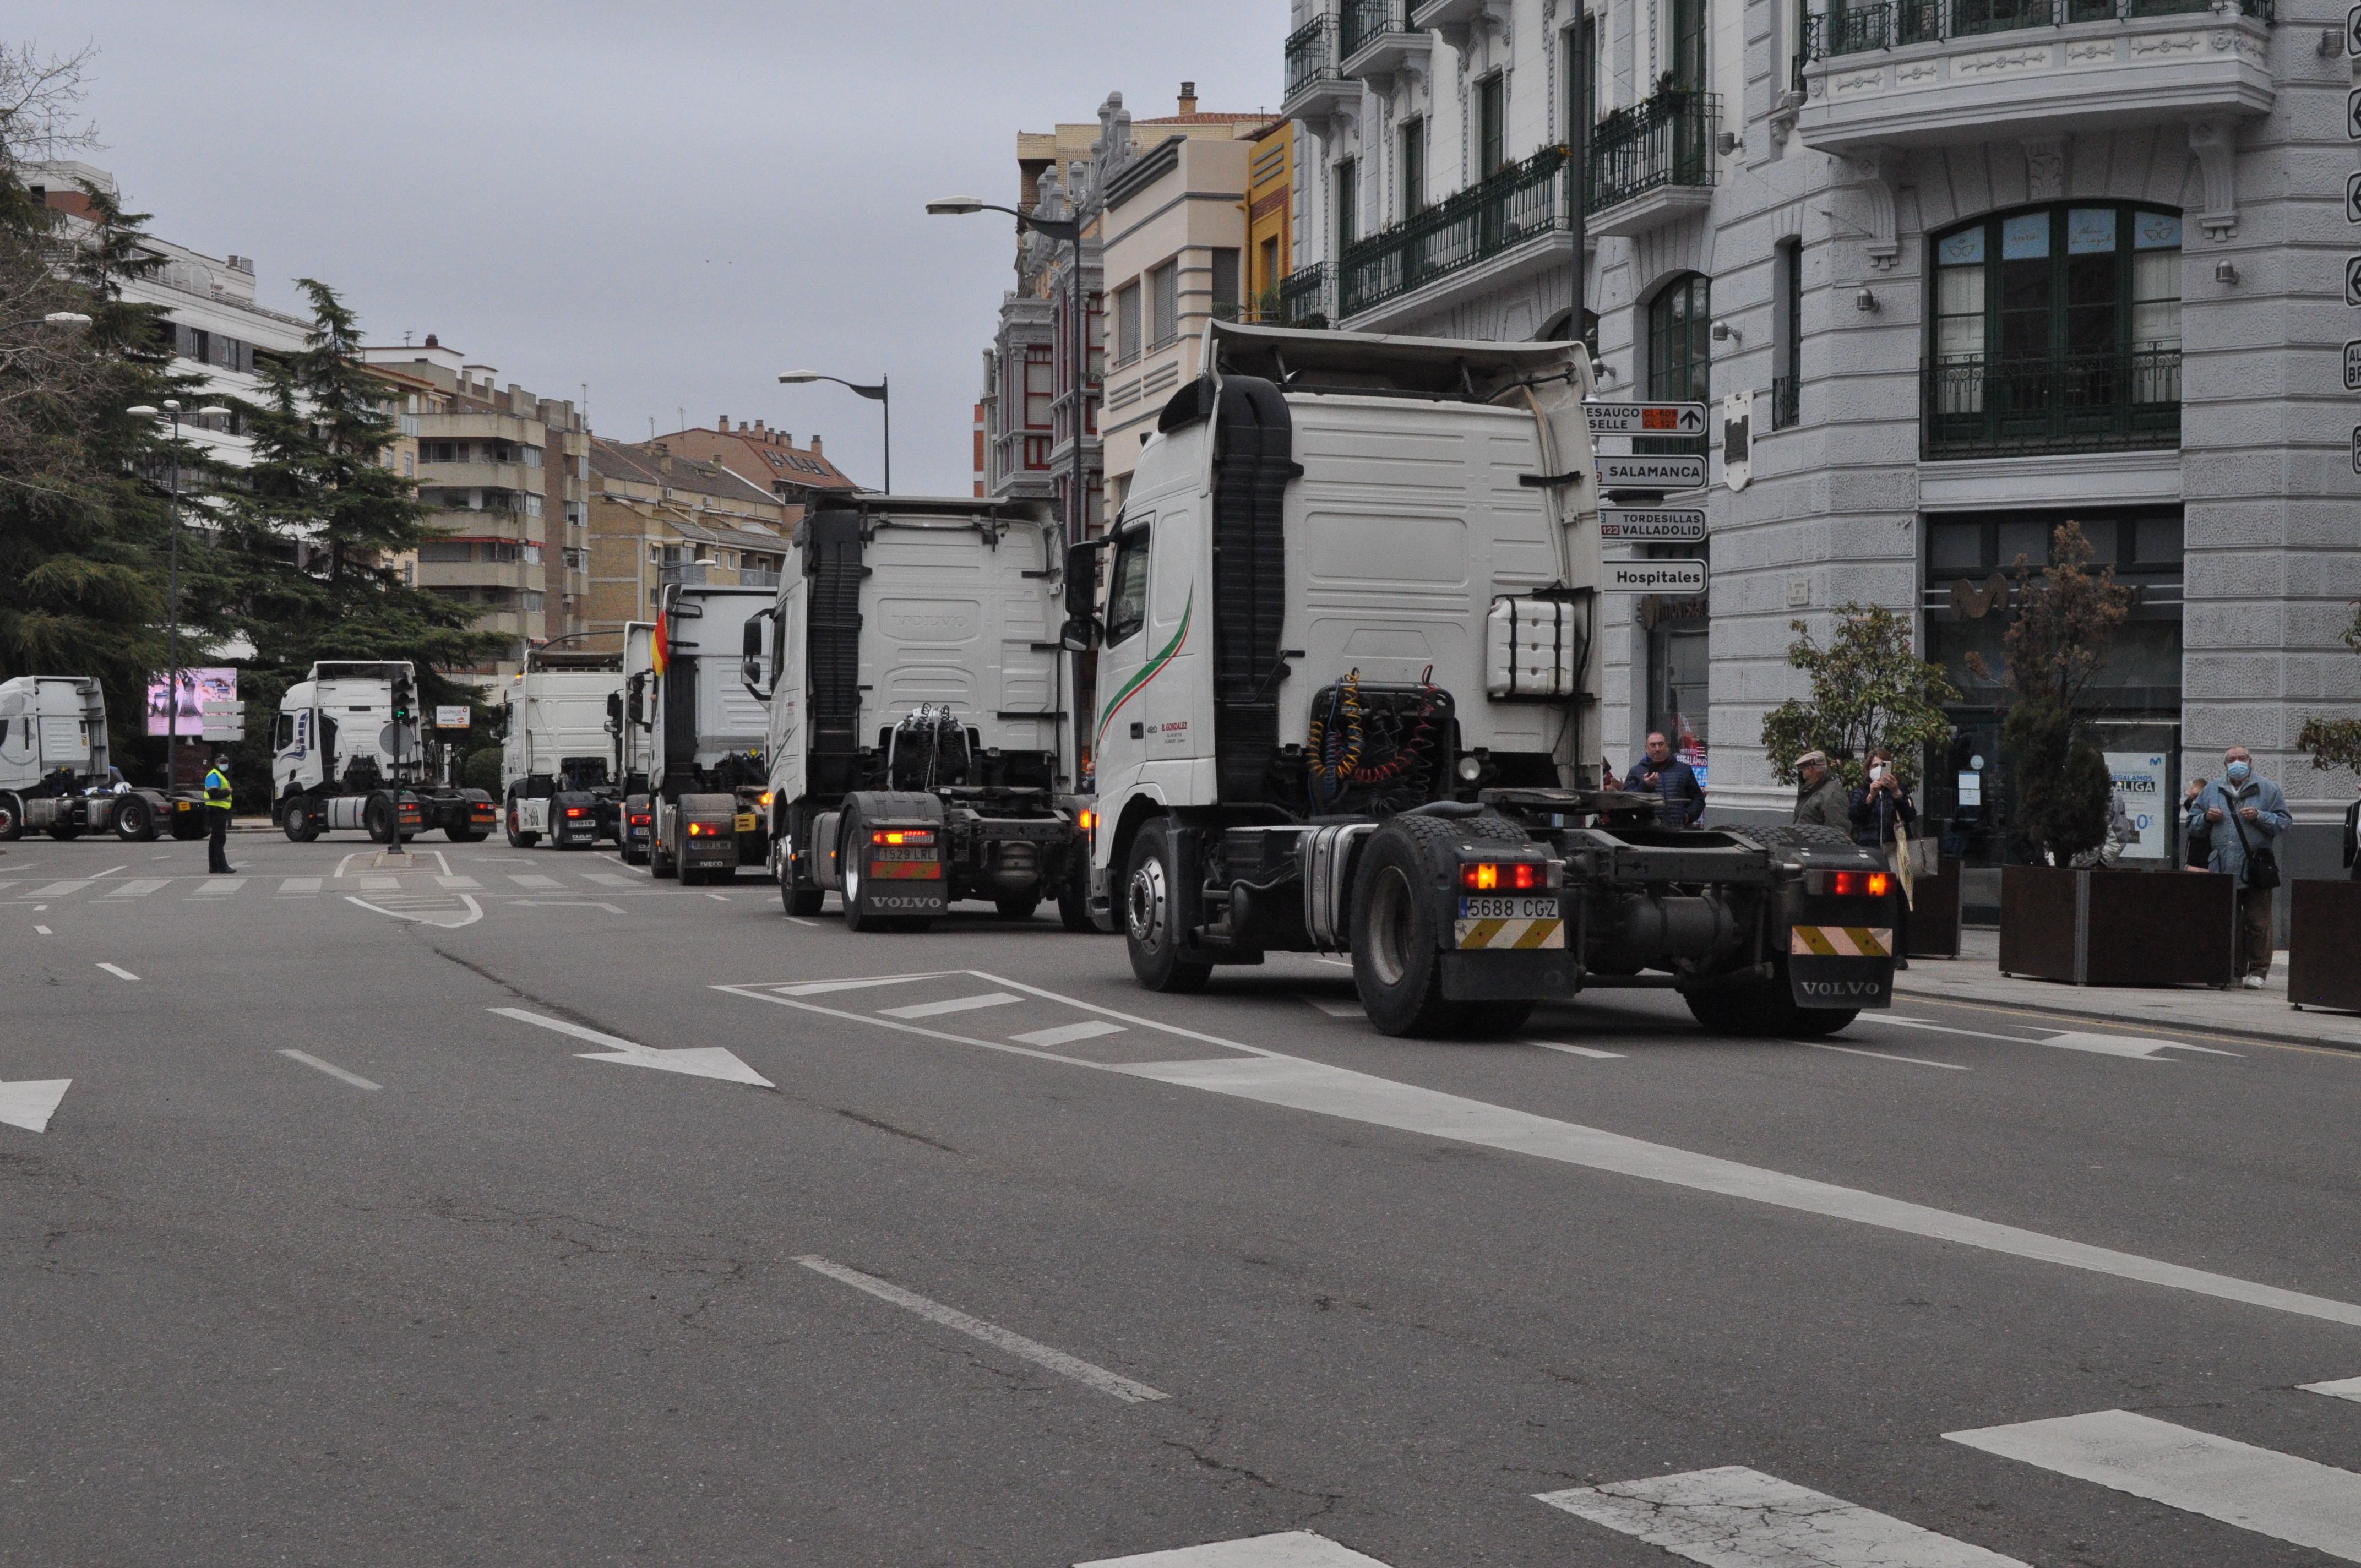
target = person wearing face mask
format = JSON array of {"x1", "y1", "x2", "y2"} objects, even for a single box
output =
[
  {"x1": 1848, "y1": 745, "x2": 1917, "y2": 965},
  {"x1": 2184, "y1": 746, "x2": 2291, "y2": 988}
]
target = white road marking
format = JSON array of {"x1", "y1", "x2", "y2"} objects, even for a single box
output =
[
  {"x1": 0, "y1": 1079, "x2": 72, "y2": 1134},
  {"x1": 775, "y1": 973, "x2": 954, "y2": 997},
  {"x1": 1077, "y1": 1532, "x2": 1391, "y2": 1567},
  {"x1": 705, "y1": 891, "x2": 730, "y2": 901},
  {"x1": 95, "y1": 962, "x2": 139, "y2": 981},
  {"x1": 30, "y1": 881, "x2": 91, "y2": 896},
  {"x1": 345, "y1": 892, "x2": 483, "y2": 930},
  {"x1": 89, "y1": 865, "x2": 126, "y2": 879},
  {"x1": 795, "y1": 1254, "x2": 1166, "y2": 1404},
  {"x1": 100, "y1": 879, "x2": 170, "y2": 899},
  {"x1": 1805, "y1": 1041, "x2": 1970, "y2": 1071},
  {"x1": 1302, "y1": 998, "x2": 1364, "y2": 1018},
  {"x1": 879, "y1": 992, "x2": 1024, "y2": 1020},
  {"x1": 358, "y1": 875, "x2": 400, "y2": 891},
  {"x1": 1011, "y1": 1020, "x2": 1128, "y2": 1048},
  {"x1": 785, "y1": 916, "x2": 817, "y2": 928},
  {"x1": 33, "y1": 925, "x2": 51, "y2": 935},
  {"x1": 278, "y1": 877, "x2": 321, "y2": 894},
  {"x1": 583, "y1": 872, "x2": 638, "y2": 887},
  {"x1": 1874, "y1": 1015, "x2": 2240, "y2": 1060},
  {"x1": 508, "y1": 873, "x2": 561, "y2": 889},
  {"x1": 1527, "y1": 1039, "x2": 1625, "y2": 1060},
  {"x1": 191, "y1": 879, "x2": 243, "y2": 896},
  {"x1": 509, "y1": 899, "x2": 626, "y2": 913},
  {"x1": 489, "y1": 1007, "x2": 772, "y2": 1087},
  {"x1": 333, "y1": 851, "x2": 365, "y2": 878},
  {"x1": 717, "y1": 970, "x2": 2361, "y2": 1329},
  {"x1": 278, "y1": 1049, "x2": 380, "y2": 1092},
  {"x1": 1946, "y1": 1409, "x2": 2361, "y2": 1559},
  {"x1": 436, "y1": 874, "x2": 481, "y2": 890},
  {"x1": 2303, "y1": 1376, "x2": 2361, "y2": 1404},
  {"x1": 1536, "y1": 1466, "x2": 2025, "y2": 1566}
]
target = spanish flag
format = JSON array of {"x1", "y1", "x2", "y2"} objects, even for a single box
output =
[{"x1": 650, "y1": 607, "x2": 668, "y2": 678}]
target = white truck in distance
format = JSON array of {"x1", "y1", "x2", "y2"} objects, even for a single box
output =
[
  {"x1": 614, "y1": 619, "x2": 659, "y2": 863},
  {"x1": 1078, "y1": 321, "x2": 1898, "y2": 1037},
  {"x1": 499, "y1": 652, "x2": 625, "y2": 850},
  {"x1": 639, "y1": 584, "x2": 773, "y2": 884},
  {"x1": 270, "y1": 661, "x2": 496, "y2": 842},
  {"x1": 0, "y1": 676, "x2": 171, "y2": 842},
  {"x1": 746, "y1": 494, "x2": 1090, "y2": 931}
]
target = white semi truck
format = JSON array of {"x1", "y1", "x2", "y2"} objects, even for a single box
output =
[
  {"x1": 270, "y1": 661, "x2": 496, "y2": 842},
  {"x1": 0, "y1": 676, "x2": 172, "y2": 842},
  {"x1": 638, "y1": 584, "x2": 772, "y2": 884},
  {"x1": 615, "y1": 620, "x2": 659, "y2": 864},
  {"x1": 746, "y1": 494, "x2": 1091, "y2": 931},
  {"x1": 1076, "y1": 322, "x2": 1897, "y2": 1037},
  {"x1": 499, "y1": 651, "x2": 625, "y2": 850}
]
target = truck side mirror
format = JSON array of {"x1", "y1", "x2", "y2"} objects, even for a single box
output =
[
  {"x1": 740, "y1": 613, "x2": 772, "y2": 699},
  {"x1": 1063, "y1": 540, "x2": 1103, "y2": 623},
  {"x1": 604, "y1": 691, "x2": 622, "y2": 737}
]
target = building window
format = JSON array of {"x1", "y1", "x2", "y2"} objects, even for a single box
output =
[
  {"x1": 1149, "y1": 261, "x2": 1179, "y2": 350},
  {"x1": 1926, "y1": 203, "x2": 2182, "y2": 458},
  {"x1": 1566, "y1": 17, "x2": 1598, "y2": 134},
  {"x1": 1116, "y1": 283, "x2": 1142, "y2": 366},
  {"x1": 1399, "y1": 117, "x2": 1426, "y2": 215},
  {"x1": 1257, "y1": 236, "x2": 1281, "y2": 305},
  {"x1": 1023, "y1": 433, "x2": 1053, "y2": 471},
  {"x1": 1772, "y1": 238, "x2": 1803, "y2": 430},
  {"x1": 1645, "y1": 273, "x2": 1711, "y2": 455},
  {"x1": 1335, "y1": 157, "x2": 1358, "y2": 252},
  {"x1": 1476, "y1": 78, "x2": 1505, "y2": 178},
  {"x1": 1210, "y1": 248, "x2": 1241, "y2": 320},
  {"x1": 1671, "y1": 0, "x2": 1707, "y2": 90},
  {"x1": 1023, "y1": 344, "x2": 1054, "y2": 431}
]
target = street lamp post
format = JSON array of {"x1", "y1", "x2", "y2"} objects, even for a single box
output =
[
  {"x1": 927, "y1": 197, "x2": 1089, "y2": 550},
  {"x1": 776, "y1": 370, "x2": 890, "y2": 493},
  {"x1": 126, "y1": 399, "x2": 231, "y2": 788}
]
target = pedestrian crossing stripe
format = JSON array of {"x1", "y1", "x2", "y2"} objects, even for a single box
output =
[
  {"x1": 1454, "y1": 917, "x2": 1565, "y2": 950},
  {"x1": 1539, "y1": 1466, "x2": 2026, "y2": 1565},
  {"x1": 1791, "y1": 924, "x2": 1891, "y2": 958}
]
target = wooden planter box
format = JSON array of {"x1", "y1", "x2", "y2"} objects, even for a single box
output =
[
  {"x1": 1907, "y1": 856, "x2": 1962, "y2": 959},
  {"x1": 1998, "y1": 864, "x2": 2236, "y2": 987},
  {"x1": 2289, "y1": 879, "x2": 2361, "y2": 1013}
]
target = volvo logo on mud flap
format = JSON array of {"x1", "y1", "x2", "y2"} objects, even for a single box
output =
[
  {"x1": 868, "y1": 894, "x2": 943, "y2": 911},
  {"x1": 1801, "y1": 979, "x2": 1884, "y2": 998}
]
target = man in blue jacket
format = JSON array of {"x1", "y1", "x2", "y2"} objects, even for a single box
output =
[
  {"x1": 2184, "y1": 745, "x2": 2289, "y2": 988},
  {"x1": 1622, "y1": 731, "x2": 1706, "y2": 827}
]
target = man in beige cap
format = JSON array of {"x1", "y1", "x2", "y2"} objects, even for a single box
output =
[{"x1": 1791, "y1": 750, "x2": 1851, "y2": 830}]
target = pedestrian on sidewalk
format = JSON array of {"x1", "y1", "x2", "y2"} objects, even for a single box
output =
[
  {"x1": 2183, "y1": 776, "x2": 2211, "y2": 870},
  {"x1": 203, "y1": 752, "x2": 236, "y2": 876},
  {"x1": 1848, "y1": 745, "x2": 1917, "y2": 965},
  {"x1": 1791, "y1": 750, "x2": 1849, "y2": 830},
  {"x1": 1622, "y1": 731, "x2": 1706, "y2": 827},
  {"x1": 2184, "y1": 746, "x2": 2288, "y2": 989}
]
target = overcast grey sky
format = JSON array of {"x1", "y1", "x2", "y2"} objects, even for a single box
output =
[{"x1": 22, "y1": 1, "x2": 1286, "y2": 493}]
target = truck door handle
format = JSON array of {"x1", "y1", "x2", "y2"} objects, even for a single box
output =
[{"x1": 1130, "y1": 723, "x2": 1144, "y2": 740}]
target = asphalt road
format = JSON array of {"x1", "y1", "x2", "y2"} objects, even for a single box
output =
[{"x1": 4, "y1": 831, "x2": 2359, "y2": 1567}]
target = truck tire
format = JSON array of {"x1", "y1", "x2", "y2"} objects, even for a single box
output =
[
  {"x1": 838, "y1": 813, "x2": 883, "y2": 932},
  {"x1": 1123, "y1": 819, "x2": 1211, "y2": 993},
  {"x1": 1349, "y1": 820, "x2": 1456, "y2": 1036},
  {"x1": 1057, "y1": 856, "x2": 1097, "y2": 933},
  {"x1": 0, "y1": 791, "x2": 20, "y2": 841},
  {"x1": 364, "y1": 795, "x2": 410, "y2": 845},
  {"x1": 1753, "y1": 824, "x2": 1858, "y2": 852},
  {"x1": 47, "y1": 821, "x2": 81, "y2": 841},
  {"x1": 780, "y1": 857, "x2": 823, "y2": 917},
  {"x1": 448, "y1": 824, "x2": 486, "y2": 843},
  {"x1": 994, "y1": 894, "x2": 1041, "y2": 922},
  {"x1": 112, "y1": 794, "x2": 156, "y2": 842},
  {"x1": 651, "y1": 823, "x2": 677, "y2": 879}
]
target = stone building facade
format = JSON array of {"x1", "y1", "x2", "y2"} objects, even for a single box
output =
[
  {"x1": 583, "y1": 438, "x2": 792, "y2": 654},
  {"x1": 1275, "y1": 0, "x2": 2359, "y2": 899}
]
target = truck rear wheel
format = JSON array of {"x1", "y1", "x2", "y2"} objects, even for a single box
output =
[
  {"x1": 780, "y1": 857, "x2": 823, "y2": 917},
  {"x1": 113, "y1": 795, "x2": 156, "y2": 842},
  {"x1": 1350, "y1": 826, "x2": 1455, "y2": 1036},
  {"x1": 1124, "y1": 820, "x2": 1211, "y2": 993},
  {"x1": 994, "y1": 894, "x2": 1041, "y2": 922},
  {"x1": 505, "y1": 803, "x2": 537, "y2": 848},
  {"x1": 0, "y1": 791, "x2": 21, "y2": 841},
  {"x1": 364, "y1": 796, "x2": 400, "y2": 845},
  {"x1": 47, "y1": 822, "x2": 81, "y2": 841}
]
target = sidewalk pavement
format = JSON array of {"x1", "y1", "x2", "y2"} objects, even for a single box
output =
[{"x1": 1895, "y1": 928, "x2": 2361, "y2": 1053}]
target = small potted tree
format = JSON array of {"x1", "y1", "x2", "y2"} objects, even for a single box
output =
[
  {"x1": 2291, "y1": 602, "x2": 2361, "y2": 1011},
  {"x1": 1760, "y1": 605, "x2": 1959, "y2": 952},
  {"x1": 1989, "y1": 522, "x2": 2233, "y2": 985}
]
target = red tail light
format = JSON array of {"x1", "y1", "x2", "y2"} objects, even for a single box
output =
[
  {"x1": 872, "y1": 829, "x2": 936, "y2": 846},
  {"x1": 1460, "y1": 861, "x2": 1544, "y2": 891},
  {"x1": 629, "y1": 813, "x2": 650, "y2": 826},
  {"x1": 564, "y1": 807, "x2": 585, "y2": 818},
  {"x1": 1816, "y1": 870, "x2": 1892, "y2": 897}
]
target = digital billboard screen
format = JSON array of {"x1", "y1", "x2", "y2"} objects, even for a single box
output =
[{"x1": 147, "y1": 667, "x2": 237, "y2": 738}]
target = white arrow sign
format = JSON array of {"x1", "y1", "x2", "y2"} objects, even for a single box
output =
[
  {"x1": 1605, "y1": 559, "x2": 1709, "y2": 594},
  {"x1": 1599, "y1": 453, "x2": 1707, "y2": 490},
  {"x1": 491, "y1": 1007, "x2": 774, "y2": 1087},
  {"x1": 1585, "y1": 400, "x2": 1709, "y2": 436},
  {"x1": 0, "y1": 1078, "x2": 72, "y2": 1134},
  {"x1": 1601, "y1": 506, "x2": 1707, "y2": 542}
]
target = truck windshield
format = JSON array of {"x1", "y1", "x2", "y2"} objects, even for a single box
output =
[{"x1": 1105, "y1": 528, "x2": 1150, "y2": 645}]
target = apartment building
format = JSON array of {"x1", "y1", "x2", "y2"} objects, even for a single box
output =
[
  {"x1": 646, "y1": 417, "x2": 859, "y2": 510},
  {"x1": 362, "y1": 337, "x2": 587, "y2": 679},
  {"x1": 583, "y1": 438, "x2": 792, "y2": 653},
  {"x1": 1100, "y1": 113, "x2": 1293, "y2": 509},
  {"x1": 1275, "y1": 0, "x2": 2357, "y2": 897}
]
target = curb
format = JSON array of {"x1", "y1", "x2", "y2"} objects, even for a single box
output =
[{"x1": 1892, "y1": 977, "x2": 2361, "y2": 1055}]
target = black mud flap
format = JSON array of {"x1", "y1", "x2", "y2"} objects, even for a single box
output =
[
  {"x1": 1786, "y1": 955, "x2": 1895, "y2": 1011},
  {"x1": 1442, "y1": 949, "x2": 1580, "y2": 1002}
]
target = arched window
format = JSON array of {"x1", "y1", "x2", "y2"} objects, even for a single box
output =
[
  {"x1": 1926, "y1": 203, "x2": 2180, "y2": 458},
  {"x1": 1645, "y1": 273, "x2": 1710, "y2": 455}
]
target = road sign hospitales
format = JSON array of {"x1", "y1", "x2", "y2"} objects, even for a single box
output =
[
  {"x1": 1585, "y1": 401, "x2": 1709, "y2": 437},
  {"x1": 1604, "y1": 560, "x2": 1709, "y2": 593}
]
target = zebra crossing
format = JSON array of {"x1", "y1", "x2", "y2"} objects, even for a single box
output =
[
  {"x1": 1090, "y1": 1381, "x2": 2361, "y2": 1565},
  {"x1": 0, "y1": 864, "x2": 698, "y2": 907}
]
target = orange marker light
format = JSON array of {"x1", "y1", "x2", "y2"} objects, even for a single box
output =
[
  {"x1": 1078, "y1": 809, "x2": 1096, "y2": 832},
  {"x1": 1867, "y1": 872, "x2": 1891, "y2": 897},
  {"x1": 1462, "y1": 862, "x2": 1501, "y2": 891}
]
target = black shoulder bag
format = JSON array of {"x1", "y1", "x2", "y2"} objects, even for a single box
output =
[{"x1": 2229, "y1": 797, "x2": 2281, "y2": 892}]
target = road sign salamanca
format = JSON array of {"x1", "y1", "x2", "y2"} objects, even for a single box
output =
[{"x1": 1598, "y1": 453, "x2": 1707, "y2": 490}]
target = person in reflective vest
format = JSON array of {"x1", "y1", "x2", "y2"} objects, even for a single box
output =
[{"x1": 204, "y1": 753, "x2": 236, "y2": 875}]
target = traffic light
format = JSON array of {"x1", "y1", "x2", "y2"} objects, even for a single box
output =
[{"x1": 390, "y1": 668, "x2": 415, "y2": 726}]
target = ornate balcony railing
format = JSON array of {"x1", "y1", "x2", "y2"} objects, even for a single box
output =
[
  {"x1": 1337, "y1": 146, "x2": 1566, "y2": 319},
  {"x1": 1587, "y1": 90, "x2": 1719, "y2": 214},
  {"x1": 1279, "y1": 263, "x2": 1332, "y2": 328},
  {"x1": 1283, "y1": 15, "x2": 1339, "y2": 100},
  {"x1": 1340, "y1": 0, "x2": 1412, "y2": 61},
  {"x1": 1922, "y1": 347, "x2": 2180, "y2": 459},
  {"x1": 1804, "y1": 0, "x2": 2268, "y2": 59}
]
